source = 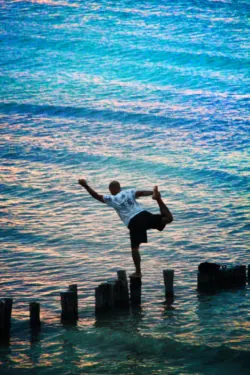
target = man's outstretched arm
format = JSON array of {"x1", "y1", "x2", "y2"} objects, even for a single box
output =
[
  {"x1": 78, "y1": 179, "x2": 105, "y2": 203},
  {"x1": 135, "y1": 190, "x2": 153, "y2": 198}
]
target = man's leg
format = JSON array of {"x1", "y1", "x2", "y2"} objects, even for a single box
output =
[
  {"x1": 131, "y1": 246, "x2": 142, "y2": 277},
  {"x1": 153, "y1": 186, "x2": 173, "y2": 228}
]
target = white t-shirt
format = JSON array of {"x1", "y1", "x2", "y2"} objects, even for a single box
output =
[{"x1": 103, "y1": 189, "x2": 145, "y2": 227}]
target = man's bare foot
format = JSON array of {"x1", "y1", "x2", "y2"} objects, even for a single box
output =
[
  {"x1": 78, "y1": 178, "x2": 87, "y2": 187},
  {"x1": 130, "y1": 272, "x2": 142, "y2": 278},
  {"x1": 152, "y1": 185, "x2": 161, "y2": 200}
]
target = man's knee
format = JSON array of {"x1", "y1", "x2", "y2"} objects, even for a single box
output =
[
  {"x1": 160, "y1": 215, "x2": 173, "y2": 230},
  {"x1": 166, "y1": 212, "x2": 173, "y2": 223}
]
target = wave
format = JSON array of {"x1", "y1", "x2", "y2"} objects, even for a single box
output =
[
  {"x1": 1, "y1": 141, "x2": 249, "y2": 191},
  {"x1": 0, "y1": 101, "x2": 193, "y2": 126},
  {"x1": 1, "y1": 101, "x2": 248, "y2": 133},
  {"x1": 0, "y1": 323, "x2": 249, "y2": 375}
]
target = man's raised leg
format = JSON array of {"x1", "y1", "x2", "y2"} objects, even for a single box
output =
[{"x1": 153, "y1": 186, "x2": 173, "y2": 228}]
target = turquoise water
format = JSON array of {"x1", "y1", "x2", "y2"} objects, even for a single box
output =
[{"x1": 0, "y1": 0, "x2": 249, "y2": 373}]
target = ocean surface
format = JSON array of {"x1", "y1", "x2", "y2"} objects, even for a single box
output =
[{"x1": 0, "y1": 0, "x2": 249, "y2": 374}]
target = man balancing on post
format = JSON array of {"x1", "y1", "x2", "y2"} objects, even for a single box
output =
[{"x1": 78, "y1": 179, "x2": 173, "y2": 277}]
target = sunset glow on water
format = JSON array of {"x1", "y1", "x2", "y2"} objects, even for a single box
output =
[{"x1": 0, "y1": 0, "x2": 249, "y2": 373}]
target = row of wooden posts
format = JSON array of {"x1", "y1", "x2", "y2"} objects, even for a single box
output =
[
  {"x1": 0, "y1": 283, "x2": 79, "y2": 345},
  {"x1": 0, "y1": 270, "x2": 174, "y2": 345},
  {"x1": 95, "y1": 269, "x2": 174, "y2": 313},
  {"x1": 198, "y1": 264, "x2": 249, "y2": 292},
  {"x1": 1, "y1": 265, "x2": 249, "y2": 345}
]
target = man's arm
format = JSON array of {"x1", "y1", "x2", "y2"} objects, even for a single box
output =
[
  {"x1": 135, "y1": 190, "x2": 153, "y2": 199},
  {"x1": 78, "y1": 179, "x2": 105, "y2": 203}
]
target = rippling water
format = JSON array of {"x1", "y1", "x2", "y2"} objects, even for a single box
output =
[{"x1": 0, "y1": 0, "x2": 249, "y2": 373}]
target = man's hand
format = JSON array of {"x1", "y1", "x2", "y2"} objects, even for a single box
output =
[
  {"x1": 78, "y1": 179, "x2": 105, "y2": 203},
  {"x1": 78, "y1": 179, "x2": 87, "y2": 187}
]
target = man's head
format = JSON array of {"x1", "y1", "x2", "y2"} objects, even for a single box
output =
[{"x1": 109, "y1": 180, "x2": 121, "y2": 195}]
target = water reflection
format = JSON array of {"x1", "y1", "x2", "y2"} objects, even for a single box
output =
[
  {"x1": 95, "y1": 306, "x2": 143, "y2": 332},
  {"x1": 196, "y1": 288, "x2": 250, "y2": 350},
  {"x1": 29, "y1": 328, "x2": 42, "y2": 367},
  {"x1": 30, "y1": 325, "x2": 41, "y2": 346}
]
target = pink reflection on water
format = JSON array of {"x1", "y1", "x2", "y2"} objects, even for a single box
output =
[{"x1": 11, "y1": 0, "x2": 79, "y2": 7}]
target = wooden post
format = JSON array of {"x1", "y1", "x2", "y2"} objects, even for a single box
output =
[
  {"x1": 233, "y1": 265, "x2": 246, "y2": 286},
  {"x1": 0, "y1": 300, "x2": 5, "y2": 344},
  {"x1": 220, "y1": 267, "x2": 232, "y2": 288},
  {"x1": 29, "y1": 302, "x2": 41, "y2": 327},
  {"x1": 68, "y1": 284, "x2": 78, "y2": 320},
  {"x1": 163, "y1": 270, "x2": 174, "y2": 297},
  {"x1": 113, "y1": 279, "x2": 122, "y2": 307},
  {"x1": 4, "y1": 298, "x2": 12, "y2": 331},
  {"x1": 95, "y1": 283, "x2": 106, "y2": 312},
  {"x1": 198, "y1": 264, "x2": 247, "y2": 292},
  {"x1": 165, "y1": 295, "x2": 174, "y2": 310},
  {"x1": 214, "y1": 265, "x2": 246, "y2": 288},
  {"x1": 129, "y1": 276, "x2": 142, "y2": 306},
  {"x1": 117, "y1": 270, "x2": 127, "y2": 283},
  {"x1": 198, "y1": 272, "x2": 216, "y2": 292},
  {"x1": 0, "y1": 298, "x2": 12, "y2": 344},
  {"x1": 105, "y1": 282, "x2": 115, "y2": 309},
  {"x1": 95, "y1": 282, "x2": 115, "y2": 312},
  {"x1": 117, "y1": 270, "x2": 129, "y2": 308},
  {"x1": 60, "y1": 291, "x2": 77, "y2": 323}
]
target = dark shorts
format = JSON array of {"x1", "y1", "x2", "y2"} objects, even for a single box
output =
[{"x1": 128, "y1": 211, "x2": 165, "y2": 249}]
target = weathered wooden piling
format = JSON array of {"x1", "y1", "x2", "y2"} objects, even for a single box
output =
[
  {"x1": 197, "y1": 272, "x2": 216, "y2": 292},
  {"x1": 29, "y1": 302, "x2": 41, "y2": 327},
  {"x1": 129, "y1": 275, "x2": 142, "y2": 306},
  {"x1": 95, "y1": 283, "x2": 105, "y2": 312},
  {"x1": 165, "y1": 295, "x2": 174, "y2": 310},
  {"x1": 68, "y1": 284, "x2": 78, "y2": 320},
  {"x1": 60, "y1": 291, "x2": 77, "y2": 322},
  {"x1": 113, "y1": 280, "x2": 124, "y2": 307},
  {"x1": 0, "y1": 298, "x2": 13, "y2": 344},
  {"x1": 198, "y1": 263, "x2": 247, "y2": 292},
  {"x1": 95, "y1": 282, "x2": 115, "y2": 313},
  {"x1": 95, "y1": 271, "x2": 130, "y2": 312},
  {"x1": 163, "y1": 270, "x2": 174, "y2": 297},
  {"x1": 4, "y1": 298, "x2": 12, "y2": 331},
  {"x1": 106, "y1": 282, "x2": 115, "y2": 308},
  {"x1": 117, "y1": 270, "x2": 127, "y2": 283},
  {"x1": 0, "y1": 301, "x2": 5, "y2": 343},
  {"x1": 116, "y1": 270, "x2": 129, "y2": 308},
  {"x1": 232, "y1": 265, "x2": 246, "y2": 286}
]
